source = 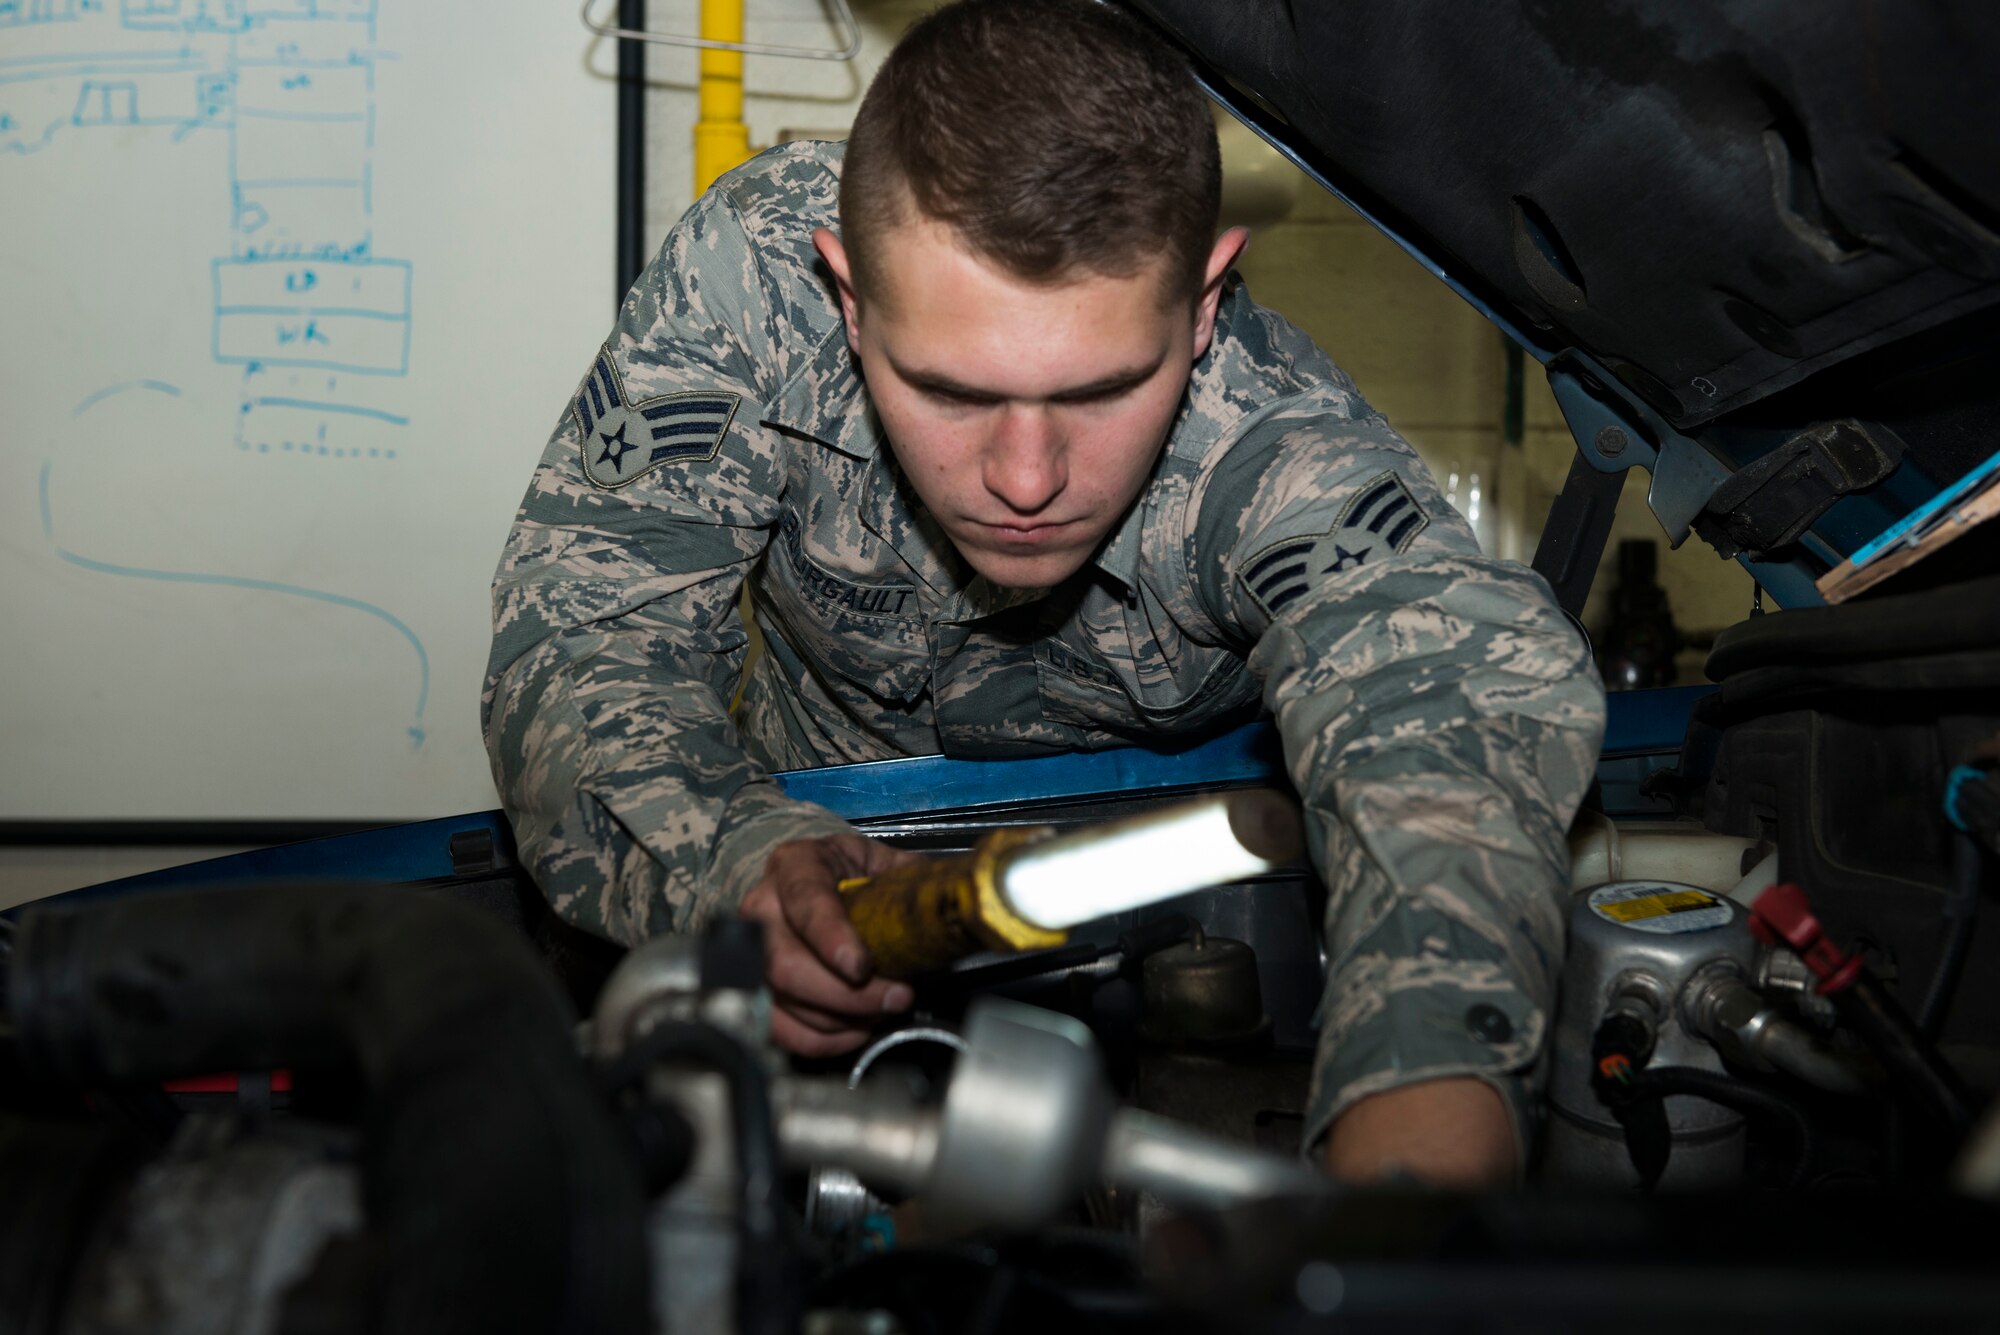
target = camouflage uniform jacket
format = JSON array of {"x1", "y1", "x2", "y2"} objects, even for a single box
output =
[{"x1": 485, "y1": 141, "x2": 1607, "y2": 1152}]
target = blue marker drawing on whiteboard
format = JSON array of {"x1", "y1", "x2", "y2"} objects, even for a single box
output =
[
  {"x1": 14, "y1": 2, "x2": 428, "y2": 748},
  {"x1": 71, "y1": 377, "x2": 182, "y2": 416},
  {"x1": 39, "y1": 455, "x2": 430, "y2": 746},
  {"x1": 214, "y1": 256, "x2": 411, "y2": 375},
  {"x1": 2, "y1": 0, "x2": 410, "y2": 457}
]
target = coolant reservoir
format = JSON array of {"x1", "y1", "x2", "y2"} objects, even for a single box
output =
[{"x1": 1568, "y1": 812, "x2": 1759, "y2": 896}]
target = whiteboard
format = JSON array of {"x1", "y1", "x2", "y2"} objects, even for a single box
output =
[{"x1": 1, "y1": 0, "x2": 614, "y2": 823}]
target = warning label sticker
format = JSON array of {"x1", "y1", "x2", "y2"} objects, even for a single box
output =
[{"x1": 1587, "y1": 882, "x2": 1733, "y2": 935}]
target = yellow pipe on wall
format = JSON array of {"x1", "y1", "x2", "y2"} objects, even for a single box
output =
[{"x1": 694, "y1": 0, "x2": 753, "y2": 197}]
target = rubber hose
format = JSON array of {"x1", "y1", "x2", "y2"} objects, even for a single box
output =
[
  {"x1": 1919, "y1": 831, "x2": 1983, "y2": 1038},
  {"x1": 1705, "y1": 573, "x2": 2000, "y2": 679},
  {"x1": 1840, "y1": 973, "x2": 1976, "y2": 1138},
  {"x1": 1626, "y1": 1066, "x2": 1817, "y2": 1189},
  {"x1": 8, "y1": 884, "x2": 649, "y2": 1335}
]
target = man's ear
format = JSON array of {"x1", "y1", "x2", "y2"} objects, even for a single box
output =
[
  {"x1": 1191, "y1": 226, "x2": 1251, "y2": 361},
  {"x1": 812, "y1": 227, "x2": 864, "y2": 355}
]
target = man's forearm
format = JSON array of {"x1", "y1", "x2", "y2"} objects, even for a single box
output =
[
  {"x1": 1325, "y1": 1076, "x2": 1516, "y2": 1187},
  {"x1": 485, "y1": 628, "x2": 851, "y2": 944}
]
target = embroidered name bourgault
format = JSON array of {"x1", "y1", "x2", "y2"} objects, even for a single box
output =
[
  {"x1": 573, "y1": 348, "x2": 740, "y2": 489},
  {"x1": 776, "y1": 511, "x2": 917, "y2": 618},
  {"x1": 1238, "y1": 470, "x2": 1431, "y2": 618}
]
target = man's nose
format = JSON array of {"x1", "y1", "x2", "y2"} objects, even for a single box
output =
[{"x1": 982, "y1": 405, "x2": 1066, "y2": 514}]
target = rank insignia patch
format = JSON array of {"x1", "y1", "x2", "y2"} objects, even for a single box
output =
[
  {"x1": 573, "y1": 349, "x2": 739, "y2": 490},
  {"x1": 1238, "y1": 470, "x2": 1430, "y2": 618}
]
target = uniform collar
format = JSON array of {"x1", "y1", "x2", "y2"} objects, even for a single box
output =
[
  {"x1": 1090, "y1": 489, "x2": 1147, "y2": 593},
  {"x1": 767, "y1": 322, "x2": 883, "y2": 459},
  {"x1": 1086, "y1": 388, "x2": 1195, "y2": 596}
]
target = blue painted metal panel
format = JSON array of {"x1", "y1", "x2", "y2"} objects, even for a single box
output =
[
  {"x1": 1600, "y1": 685, "x2": 1712, "y2": 756},
  {"x1": 773, "y1": 723, "x2": 1287, "y2": 821},
  {"x1": 16, "y1": 810, "x2": 515, "y2": 914},
  {"x1": 778, "y1": 687, "x2": 1702, "y2": 820},
  {"x1": 24, "y1": 692, "x2": 1702, "y2": 907}
]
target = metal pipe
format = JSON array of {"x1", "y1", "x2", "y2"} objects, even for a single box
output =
[
  {"x1": 616, "y1": 0, "x2": 646, "y2": 302},
  {"x1": 1754, "y1": 1014, "x2": 1874, "y2": 1096},
  {"x1": 773, "y1": 1079, "x2": 940, "y2": 1197},
  {"x1": 778, "y1": 1001, "x2": 1327, "y2": 1236},
  {"x1": 1683, "y1": 971, "x2": 1871, "y2": 1096},
  {"x1": 582, "y1": 0, "x2": 862, "y2": 61},
  {"x1": 1103, "y1": 1109, "x2": 1331, "y2": 1210},
  {"x1": 590, "y1": 934, "x2": 701, "y2": 1061},
  {"x1": 694, "y1": 0, "x2": 752, "y2": 198}
]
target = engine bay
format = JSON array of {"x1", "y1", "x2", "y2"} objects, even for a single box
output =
[{"x1": 4, "y1": 584, "x2": 1998, "y2": 1333}]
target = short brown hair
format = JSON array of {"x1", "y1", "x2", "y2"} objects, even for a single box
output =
[{"x1": 840, "y1": 0, "x2": 1221, "y2": 304}]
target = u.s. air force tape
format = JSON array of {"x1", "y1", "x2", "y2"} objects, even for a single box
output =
[
  {"x1": 572, "y1": 348, "x2": 740, "y2": 489},
  {"x1": 1237, "y1": 470, "x2": 1430, "y2": 618}
]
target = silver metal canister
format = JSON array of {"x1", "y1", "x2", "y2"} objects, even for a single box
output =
[{"x1": 1542, "y1": 880, "x2": 1758, "y2": 1189}]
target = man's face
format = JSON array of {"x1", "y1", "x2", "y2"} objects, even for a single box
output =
[{"x1": 817, "y1": 217, "x2": 1238, "y2": 590}]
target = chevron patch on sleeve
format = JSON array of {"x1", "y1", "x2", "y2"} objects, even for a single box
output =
[
  {"x1": 1238, "y1": 470, "x2": 1431, "y2": 618},
  {"x1": 573, "y1": 349, "x2": 741, "y2": 490}
]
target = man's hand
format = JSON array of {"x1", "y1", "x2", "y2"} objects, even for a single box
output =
[
  {"x1": 1323, "y1": 1076, "x2": 1517, "y2": 1188},
  {"x1": 737, "y1": 833, "x2": 925, "y2": 1056}
]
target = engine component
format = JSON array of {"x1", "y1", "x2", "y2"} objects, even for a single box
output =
[
  {"x1": 1750, "y1": 881, "x2": 1976, "y2": 1139},
  {"x1": 5, "y1": 884, "x2": 651, "y2": 1335},
  {"x1": 1926, "y1": 763, "x2": 1996, "y2": 1038},
  {"x1": 835, "y1": 789, "x2": 1304, "y2": 977},
  {"x1": 1566, "y1": 811, "x2": 1759, "y2": 897},
  {"x1": 1100, "y1": 1108, "x2": 1323, "y2": 1209},
  {"x1": 63, "y1": 1117, "x2": 362, "y2": 1335},
  {"x1": 1138, "y1": 929, "x2": 1270, "y2": 1049},
  {"x1": 590, "y1": 923, "x2": 790, "y2": 1335},
  {"x1": 1680, "y1": 969, "x2": 1871, "y2": 1095},
  {"x1": 802, "y1": 1028, "x2": 965, "y2": 1249},
  {"x1": 608, "y1": 1019, "x2": 797, "y2": 1335},
  {"x1": 1755, "y1": 944, "x2": 1839, "y2": 1028},
  {"x1": 772, "y1": 1000, "x2": 1330, "y2": 1237},
  {"x1": 1690, "y1": 573, "x2": 2000, "y2": 1087},
  {"x1": 1946, "y1": 762, "x2": 2000, "y2": 859},
  {"x1": 922, "y1": 1003, "x2": 1116, "y2": 1233},
  {"x1": 1544, "y1": 880, "x2": 1759, "y2": 1188}
]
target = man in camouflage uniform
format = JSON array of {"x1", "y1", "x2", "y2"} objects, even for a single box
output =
[{"x1": 485, "y1": 0, "x2": 1605, "y2": 1183}]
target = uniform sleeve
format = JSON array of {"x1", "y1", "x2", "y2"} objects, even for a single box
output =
[
  {"x1": 1191, "y1": 398, "x2": 1607, "y2": 1163},
  {"x1": 483, "y1": 187, "x2": 852, "y2": 946}
]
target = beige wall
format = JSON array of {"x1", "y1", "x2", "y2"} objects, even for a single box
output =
[{"x1": 0, "y1": 846, "x2": 256, "y2": 911}]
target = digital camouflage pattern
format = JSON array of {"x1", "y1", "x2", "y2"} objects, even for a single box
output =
[{"x1": 484, "y1": 141, "x2": 1607, "y2": 1152}]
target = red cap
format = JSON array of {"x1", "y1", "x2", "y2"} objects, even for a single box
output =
[{"x1": 1750, "y1": 882, "x2": 1864, "y2": 996}]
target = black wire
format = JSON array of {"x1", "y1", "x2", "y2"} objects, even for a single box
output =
[
  {"x1": 1624, "y1": 1066, "x2": 1818, "y2": 1189},
  {"x1": 1920, "y1": 830, "x2": 1984, "y2": 1037},
  {"x1": 600, "y1": 1019, "x2": 797, "y2": 1335}
]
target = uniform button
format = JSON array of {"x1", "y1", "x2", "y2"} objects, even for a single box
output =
[{"x1": 1466, "y1": 1004, "x2": 1513, "y2": 1044}]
